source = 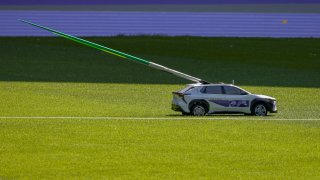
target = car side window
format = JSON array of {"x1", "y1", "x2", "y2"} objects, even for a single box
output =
[
  {"x1": 201, "y1": 86, "x2": 223, "y2": 94},
  {"x1": 223, "y1": 86, "x2": 245, "y2": 95}
]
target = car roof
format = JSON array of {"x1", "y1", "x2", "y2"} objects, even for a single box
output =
[
  {"x1": 186, "y1": 83, "x2": 251, "y2": 94},
  {"x1": 188, "y1": 83, "x2": 235, "y2": 87}
]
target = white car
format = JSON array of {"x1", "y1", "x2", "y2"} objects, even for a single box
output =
[{"x1": 172, "y1": 83, "x2": 277, "y2": 116}]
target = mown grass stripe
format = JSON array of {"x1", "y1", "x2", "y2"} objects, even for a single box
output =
[{"x1": 0, "y1": 117, "x2": 319, "y2": 121}]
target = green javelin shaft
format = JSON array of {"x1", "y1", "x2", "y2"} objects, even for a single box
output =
[{"x1": 20, "y1": 20, "x2": 209, "y2": 84}]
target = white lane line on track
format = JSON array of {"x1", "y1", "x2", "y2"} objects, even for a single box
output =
[{"x1": 0, "y1": 117, "x2": 319, "y2": 121}]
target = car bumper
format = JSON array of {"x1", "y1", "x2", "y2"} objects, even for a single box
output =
[
  {"x1": 172, "y1": 104, "x2": 183, "y2": 112},
  {"x1": 269, "y1": 101, "x2": 277, "y2": 113},
  {"x1": 270, "y1": 110, "x2": 278, "y2": 113}
]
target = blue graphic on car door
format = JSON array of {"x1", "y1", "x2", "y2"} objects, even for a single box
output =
[{"x1": 210, "y1": 100, "x2": 249, "y2": 107}]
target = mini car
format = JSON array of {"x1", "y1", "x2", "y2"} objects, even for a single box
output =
[{"x1": 172, "y1": 83, "x2": 277, "y2": 116}]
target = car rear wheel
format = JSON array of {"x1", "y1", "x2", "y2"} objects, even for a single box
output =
[
  {"x1": 191, "y1": 104, "x2": 206, "y2": 116},
  {"x1": 253, "y1": 103, "x2": 268, "y2": 116}
]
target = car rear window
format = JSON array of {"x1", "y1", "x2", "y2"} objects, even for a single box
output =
[{"x1": 178, "y1": 86, "x2": 193, "y2": 93}]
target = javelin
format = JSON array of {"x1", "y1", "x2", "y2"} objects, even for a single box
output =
[{"x1": 20, "y1": 20, "x2": 210, "y2": 84}]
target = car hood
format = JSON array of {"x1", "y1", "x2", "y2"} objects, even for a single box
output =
[{"x1": 252, "y1": 94, "x2": 276, "y2": 100}]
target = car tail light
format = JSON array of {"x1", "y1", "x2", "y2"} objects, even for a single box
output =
[
  {"x1": 172, "y1": 92, "x2": 190, "y2": 96},
  {"x1": 172, "y1": 92, "x2": 190, "y2": 103}
]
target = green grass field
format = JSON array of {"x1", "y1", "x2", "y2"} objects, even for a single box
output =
[{"x1": 0, "y1": 37, "x2": 320, "y2": 178}]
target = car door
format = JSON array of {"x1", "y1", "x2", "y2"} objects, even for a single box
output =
[
  {"x1": 219, "y1": 86, "x2": 250, "y2": 113},
  {"x1": 199, "y1": 86, "x2": 226, "y2": 113}
]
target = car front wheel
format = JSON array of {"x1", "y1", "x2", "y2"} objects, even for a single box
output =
[
  {"x1": 191, "y1": 104, "x2": 206, "y2": 116},
  {"x1": 253, "y1": 103, "x2": 268, "y2": 116}
]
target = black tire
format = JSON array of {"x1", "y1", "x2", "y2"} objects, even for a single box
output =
[
  {"x1": 252, "y1": 103, "x2": 268, "y2": 116},
  {"x1": 191, "y1": 104, "x2": 207, "y2": 116}
]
